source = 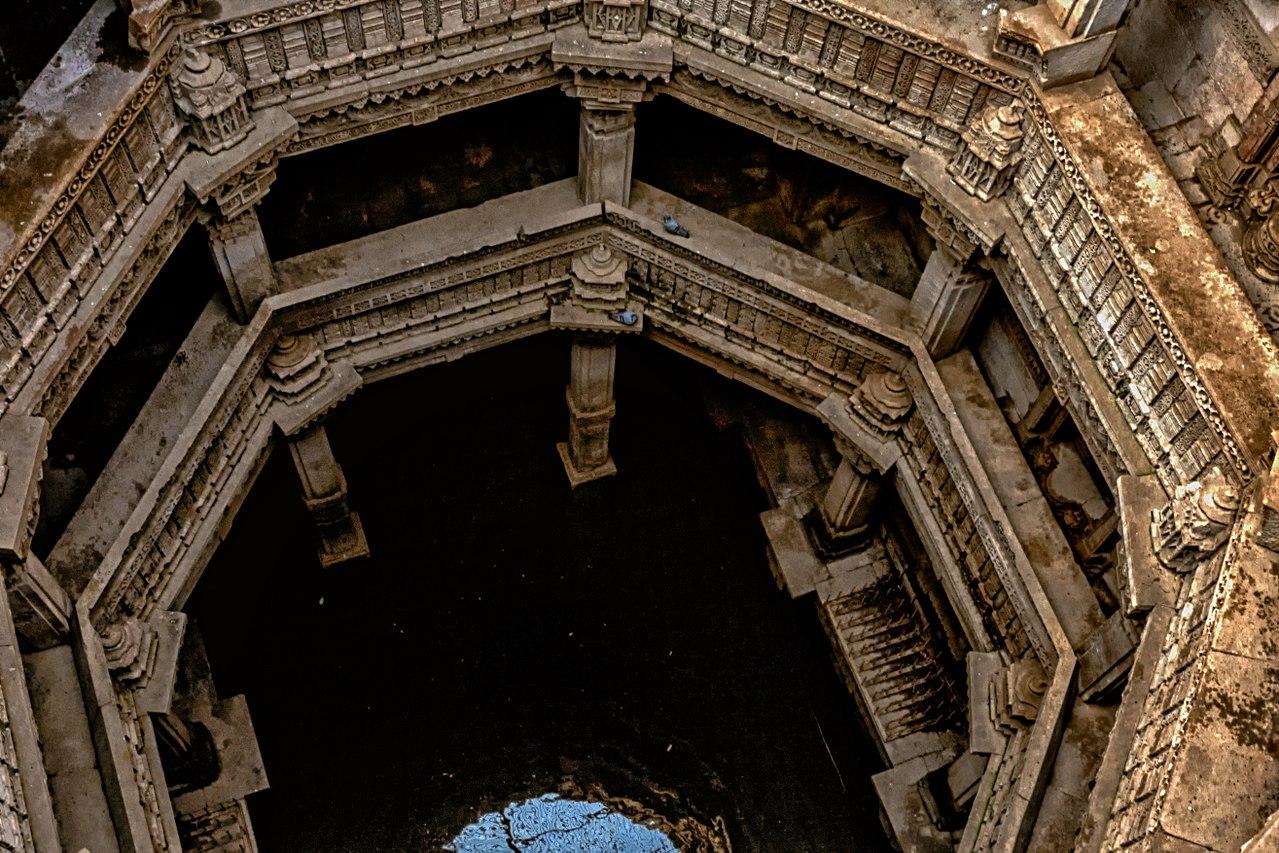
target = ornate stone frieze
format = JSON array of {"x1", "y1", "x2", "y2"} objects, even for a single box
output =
[
  {"x1": 171, "y1": 48, "x2": 255, "y2": 155},
  {"x1": 1150, "y1": 470, "x2": 1241, "y2": 573}
]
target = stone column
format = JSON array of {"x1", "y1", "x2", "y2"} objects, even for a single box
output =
[
  {"x1": 578, "y1": 105, "x2": 636, "y2": 206},
  {"x1": 207, "y1": 209, "x2": 277, "y2": 323},
  {"x1": 910, "y1": 247, "x2": 992, "y2": 358},
  {"x1": 286, "y1": 424, "x2": 369, "y2": 567},
  {"x1": 809, "y1": 371, "x2": 914, "y2": 555},
  {"x1": 557, "y1": 337, "x2": 618, "y2": 487},
  {"x1": 996, "y1": 1, "x2": 1131, "y2": 86},
  {"x1": 808, "y1": 452, "x2": 883, "y2": 554}
]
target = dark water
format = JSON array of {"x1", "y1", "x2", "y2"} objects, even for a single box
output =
[{"x1": 189, "y1": 336, "x2": 891, "y2": 851}]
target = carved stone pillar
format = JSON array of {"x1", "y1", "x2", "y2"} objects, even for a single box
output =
[
  {"x1": 557, "y1": 337, "x2": 618, "y2": 487},
  {"x1": 286, "y1": 424, "x2": 369, "y2": 567},
  {"x1": 207, "y1": 208, "x2": 277, "y2": 323},
  {"x1": 578, "y1": 106, "x2": 636, "y2": 206},
  {"x1": 910, "y1": 248, "x2": 992, "y2": 358},
  {"x1": 809, "y1": 371, "x2": 914, "y2": 555}
]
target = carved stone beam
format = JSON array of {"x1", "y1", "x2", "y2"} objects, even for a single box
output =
[
  {"x1": 286, "y1": 424, "x2": 370, "y2": 568},
  {"x1": 558, "y1": 336, "x2": 620, "y2": 487},
  {"x1": 811, "y1": 371, "x2": 913, "y2": 555},
  {"x1": 0, "y1": 415, "x2": 72, "y2": 648},
  {"x1": 910, "y1": 195, "x2": 996, "y2": 358}
]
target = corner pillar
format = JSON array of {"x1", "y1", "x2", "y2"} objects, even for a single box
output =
[
  {"x1": 910, "y1": 247, "x2": 992, "y2": 358},
  {"x1": 558, "y1": 337, "x2": 618, "y2": 487},
  {"x1": 286, "y1": 424, "x2": 369, "y2": 567},
  {"x1": 206, "y1": 207, "x2": 277, "y2": 323},
  {"x1": 578, "y1": 105, "x2": 637, "y2": 205},
  {"x1": 996, "y1": 0, "x2": 1131, "y2": 86}
]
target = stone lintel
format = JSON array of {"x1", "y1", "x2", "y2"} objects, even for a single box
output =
[
  {"x1": 553, "y1": 26, "x2": 675, "y2": 83},
  {"x1": 171, "y1": 694, "x2": 269, "y2": 815},
  {"x1": 759, "y1": 506, "x2": 822, "y2": 598},
  {"x1": 549, "y1": 303, "x2": 645, "y2": 333},
  {"x1": 7, "y1": 554, "x2": 72, "y2": 651},
  {"x1": 1115, "y1": 473, "x2": 1173, "y2": 615},
  {"x1": 967, "y1": 651, "x2": 1007, "y2": 755},
  {"x1": 0, "y1": 415, "x2": 49, "y2": 563}
]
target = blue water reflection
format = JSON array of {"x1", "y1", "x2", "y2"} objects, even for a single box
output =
[{"x1": 448, "y1": 793, "x2": 679, "y2": 852}]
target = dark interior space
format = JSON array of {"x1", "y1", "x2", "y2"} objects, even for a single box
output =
[
  {"x1": 34, "y1": 227, "x2": 219, "y2": 556},
  {"x1": 259, "y1": 90, "x2": 579, "y2": 259},
  {"x1": 634, "y1": 96, "x2": 932, "y2": 297},
  {"x1": 188, "y1": 335, "x2": 892, "y2": 851}
]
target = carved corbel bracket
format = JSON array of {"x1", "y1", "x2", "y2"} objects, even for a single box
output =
[
  {"x1": 817, "y1": 370, "x2": 914, "y2": 475},
  {"x1": 553, "y1": 25, "x2": 674, "y2": 109},
  {"x1": 171, "y1": 47, "x2": 255, "y2": 155},
  {"x1": 266, "y1": 334, "x2": 362, "y2": 437},
  {"x1": 1150, "y1": 469, "x2": 1241, "y2": 574},
  {"x1": 551, "y1": 244, "x2": 645, "y2": 334},
  {"x1": 101, "y1": 611, "x2": 188, "y2": 715},
  {"x1": 947, "y1": 100, "x2": 1027, "y2": 204}
]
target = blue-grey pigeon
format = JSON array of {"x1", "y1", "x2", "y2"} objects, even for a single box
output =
[{"x1": 663, "y1": 214, "x2": 690, "y2": 238}]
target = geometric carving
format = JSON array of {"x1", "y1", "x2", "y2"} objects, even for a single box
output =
[
  {"x1": 585, "y1": 0, "x2": 646, "y2": 42},
  {"x1": 1150, "y1": 469, "x2": 1240, "y2": 573}
]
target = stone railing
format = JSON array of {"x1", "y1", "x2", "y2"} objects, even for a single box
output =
[
  {"x1": 649, "y1": 0, "x2": 1023, "y2": 154},
  {"x1": 181, "y1": 0, "x2": 579, "y2": 111},
  {"x1": 0, "y1": 42, "x2": 187, "y2": 422}
]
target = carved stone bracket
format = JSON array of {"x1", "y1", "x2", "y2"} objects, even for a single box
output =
[
  {"x1": 101, "y1": 611, "x2": 187, "y2": 714},
  {"x1": 171, "y1": 47, "x2": 255, "y2": 155},
  {"x1": 948, "y1": 101, "x2": 1027, "y2": 204},
  {"x1": 1150, "y1": 470, "x2": 1241, "y2": 573}
]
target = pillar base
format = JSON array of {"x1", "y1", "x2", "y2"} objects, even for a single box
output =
[
  {"x1": 316, "y1": 512, "x2": 370, "y2": 568},
  {"x1": 804, "y1": 506, "x2": 873, "y2": 560},
  {"x1": 556, "y1": 442, "x2": 617, "y2": 488}
]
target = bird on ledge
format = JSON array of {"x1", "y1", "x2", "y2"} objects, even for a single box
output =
[{"x1": 663, "y1": 214, "x2": 690, "y2": 238}]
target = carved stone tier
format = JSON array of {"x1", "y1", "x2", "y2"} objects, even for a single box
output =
[
  {"x1": 286, "y1": 425, "x2": 370, "y2": 568},
  {"x1": 558, "y1": 337, "x2": 619, "y2": 487}
]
